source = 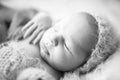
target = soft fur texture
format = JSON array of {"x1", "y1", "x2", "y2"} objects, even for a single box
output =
[{"x1": 61, "y1": 15, "x2": 119, "y2": 80}]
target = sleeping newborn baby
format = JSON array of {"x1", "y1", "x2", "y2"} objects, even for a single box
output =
[
  {"x1": 0, "y1": 10, "x2": 60, "y2": 80},
  {"x1": 22, "y1": 12, "x2": 98, "y2": 71},
  {"x1": 0, "y1": 10, "x2": 61, "y2": 80},
  {"x1": 0, "y1": 11, "x2": 98, "y2": 80},
  {"x1": 0, "y1": 38, "x2": 61, "y2": 80}
]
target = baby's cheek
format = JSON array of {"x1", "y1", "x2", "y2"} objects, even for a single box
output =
[{"x1": 48, "y1": 47, "x2": 78, "y2": 71}]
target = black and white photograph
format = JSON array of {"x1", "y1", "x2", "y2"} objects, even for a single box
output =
[{"x1": 0, "y1": 0, "x2": 120, "y2": 80}]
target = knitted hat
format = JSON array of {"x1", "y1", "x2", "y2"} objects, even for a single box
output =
[
  {"x1": 76, "y1": 16, "x2": 119, "y2": 74},
  {"x1": 62, "y1": 14, "x2": 119, "y2": 80}
]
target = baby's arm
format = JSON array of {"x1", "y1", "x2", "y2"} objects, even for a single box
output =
[{"x1": 22, "y1": 12, "x2": 52, "y2": 44}]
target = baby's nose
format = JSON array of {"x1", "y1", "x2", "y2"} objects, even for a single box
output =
[
  {"x1": 45, "y1": 32, "x2": 63, "y2": 47},
  {"x1": 51, "y1": 34, "x2": 64, "y2": 46},
  {"x1": 51, "y1": 37, "x2": 58, "y2": 46}
]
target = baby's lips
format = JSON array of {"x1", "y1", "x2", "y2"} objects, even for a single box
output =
[{"x1": 40, "y1": 42, "x2": 50, "y2": 60}]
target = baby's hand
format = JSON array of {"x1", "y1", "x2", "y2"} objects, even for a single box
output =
[{"x1": 22, "y1": 12, "x2": 52, "y2": 44}]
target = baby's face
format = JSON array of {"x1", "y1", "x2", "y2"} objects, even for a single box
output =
[{"x1": 40, "y1": 13, "x2": 98, "y2": 71}]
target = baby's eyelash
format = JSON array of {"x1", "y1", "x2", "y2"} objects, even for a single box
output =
[{"x1": 64, "y1": 42, "x2": 73, "y2": 55}]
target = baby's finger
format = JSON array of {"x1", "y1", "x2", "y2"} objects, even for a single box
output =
[
  {"x1": 28, "y1": 27, "x2": 43, "y2": 43},
  {"x1": 33, "y1": 31, "x2": 45, "y2": 44},
  {"x1": 22, "y1": 21, "x2": 34, "y2": 32},
  {"x1": 22, "y1": 13, "x2": 41, "y2": 32},
  {"x1": 23, "y1": 23, "x2": 37, "y2": 38}
]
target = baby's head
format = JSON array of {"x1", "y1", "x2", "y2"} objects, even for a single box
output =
[{"x1": 40, "y1": 12, "x2": 98, "y2": 71}]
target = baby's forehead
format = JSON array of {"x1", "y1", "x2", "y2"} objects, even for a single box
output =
[
  {"x1": 61, "y1": 13, "x2": 93, "y2": 30},
  {"x1": 60, "y1": 12, "x2": 97, "y2": 42},
  {"x1": 53, "y1": 12, "x2": 97, "y2": 40}
]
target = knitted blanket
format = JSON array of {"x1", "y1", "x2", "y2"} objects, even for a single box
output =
[{"x1": 0, "y1": 41, "x2": 56, "y2": 80}]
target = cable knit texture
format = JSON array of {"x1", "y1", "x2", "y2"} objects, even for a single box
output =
[{"x1": 0, "y1": 41, "x2": 46, "y2": 80}]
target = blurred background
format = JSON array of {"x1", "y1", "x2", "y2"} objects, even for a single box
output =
[{"x1": 1, "y1": 0, "x2": 120, "y2": 35}]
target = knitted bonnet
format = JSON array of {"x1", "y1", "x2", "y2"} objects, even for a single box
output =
[{"x1": 62, "y1": 14, "x2": 119, "y2": 80}]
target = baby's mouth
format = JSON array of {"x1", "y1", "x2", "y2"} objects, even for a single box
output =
[{"x1": 41, "y1": 42, "x2": 50, "y2": 60}]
